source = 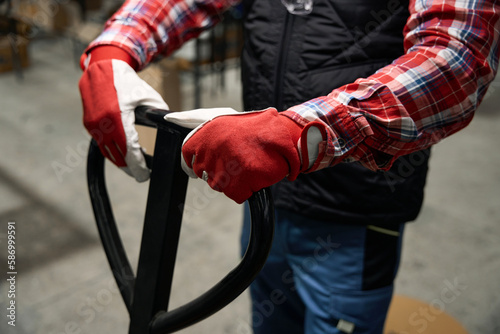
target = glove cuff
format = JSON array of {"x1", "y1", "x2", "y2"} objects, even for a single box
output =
[
  {"x1": 298, "y1": 121, "x2": 328, "y2": 173},
  {"x1": 279, "y1": 115, "x2": 327, "y2": 175},
  {"x1": 274, "y1": 114, "x2": 302, "y2": 180},
  {"x1": 80, "y1": 45, "x2": 138, "y2": 71}
]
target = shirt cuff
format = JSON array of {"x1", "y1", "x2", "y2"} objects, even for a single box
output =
[
  {"x1": 282, "y1": 98, "x2": 375, "y2": 172},
  {"x1": 84, "y1": 25, "x2": 148, "y2": 70}
]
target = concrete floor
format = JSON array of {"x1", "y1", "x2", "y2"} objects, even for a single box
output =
[{"x1": 0, "y1": 36, "x2": 499, "y2": 334}]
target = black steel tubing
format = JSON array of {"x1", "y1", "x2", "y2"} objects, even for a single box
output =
[
  {"x1": 128, "y1": 119, "x2": 190, "y2": 334},
  {"x1": 150, "y1": 189, "x2": 274, "y2": 334},
  {"x1": 86, "y1": 106, "x2": 275, "y2": 334},
  {"x1": 87, "y1": 140, "x2": 135, "y2": 312}
]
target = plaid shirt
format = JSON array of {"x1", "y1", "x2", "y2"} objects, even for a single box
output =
[{"x1": 88, "y1": 0, "x2": 500, "y2": 172}]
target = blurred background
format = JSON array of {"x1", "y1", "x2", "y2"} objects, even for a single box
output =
[{"x1": 0, "y1": 1, "x2": 499, "y2": 333}]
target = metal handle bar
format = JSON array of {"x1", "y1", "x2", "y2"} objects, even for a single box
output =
[{"x1": 86, "y1": 107, "x2": 275, "y2": 333}]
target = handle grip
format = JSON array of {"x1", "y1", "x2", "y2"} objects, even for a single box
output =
[{"x1": 86, "y1": 106, "x2": 275, "y2": 333}]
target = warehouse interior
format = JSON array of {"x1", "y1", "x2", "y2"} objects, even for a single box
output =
[{"x1": 0, "y1": 1, "x2": 499, "y2": 333}]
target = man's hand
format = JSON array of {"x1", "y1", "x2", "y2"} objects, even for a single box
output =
[
  {"x1": 166, "y1": 108, "x2": 316, "y2": 203},
  {"x1": 78, "y1": 46, "x2": 169, "y2": 182}
]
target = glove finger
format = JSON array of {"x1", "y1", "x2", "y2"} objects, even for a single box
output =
[
  {"x1": 99, "y1": 141, "x2": 126, "y2": 167},
  {"x1": 180, "y1": 152, "x2": 198, "y2": 179},
  {"x1": 224, "y1": 187, "x2": 252, "y2": 205},
  {"x1": 165, "y1": 107, "x2": 240, "y2": 129},
  {"x1": 139, "y1": 91, "x2": 169, "y2": 111},
  {"x1": 124, "y1": 142, "x2": 150, "y2": 182},
  {"x1": 202, "y1": 169, "x2": 251, "y2": 204},
  {"x1": 119, "y1": 166, "x2": 134, "y2": 178},
  {"x1": 112, "y1": 59, "x2": 170, "y2": 112}
]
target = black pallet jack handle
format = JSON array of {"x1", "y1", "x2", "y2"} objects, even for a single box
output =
[{"x1": 87, "y1": 107, "x2": 275, "y2": 333}]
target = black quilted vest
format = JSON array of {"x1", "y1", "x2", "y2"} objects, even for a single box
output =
[{"x1": 240, "y1": 0, "x2": 430, "y2": 226}]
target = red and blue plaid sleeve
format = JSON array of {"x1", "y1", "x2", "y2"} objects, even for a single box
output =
[
  {"x1": 283, "y1": 0, "x2": 500, "y2": 172},
  {"x1": 86, "y1": 0, "x2": 237, "y2": 69}
]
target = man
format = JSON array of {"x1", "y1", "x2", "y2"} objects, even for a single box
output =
[{"x1": 79, "y1": 0, "x2": 500, "y2": 332}]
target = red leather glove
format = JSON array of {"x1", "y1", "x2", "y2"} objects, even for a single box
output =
[
  {"x1": 78, "y1": 46, "x2": 169, "y2": 182},
  {"x1": 166, "y1": 108, "x2": 322, "y2": 204}
]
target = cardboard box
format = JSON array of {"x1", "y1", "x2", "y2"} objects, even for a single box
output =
[
  {"x1": 0, "y1": 35, "x2": 30, "y2": 73},
  {"x1": 14, "y1": 0, "x2": 74, "y2": 33},
  {"x1": 0, "y1": 16, "x2": 32, "y2": 39}
]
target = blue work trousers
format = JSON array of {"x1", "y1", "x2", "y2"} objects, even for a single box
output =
[{"x1": 241, "y1": 207, "x2": 404, "y2": 334}]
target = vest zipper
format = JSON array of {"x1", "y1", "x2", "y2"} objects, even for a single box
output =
[{"x1": 274, "y1": 13, "x2": 295, "y2": 111}]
